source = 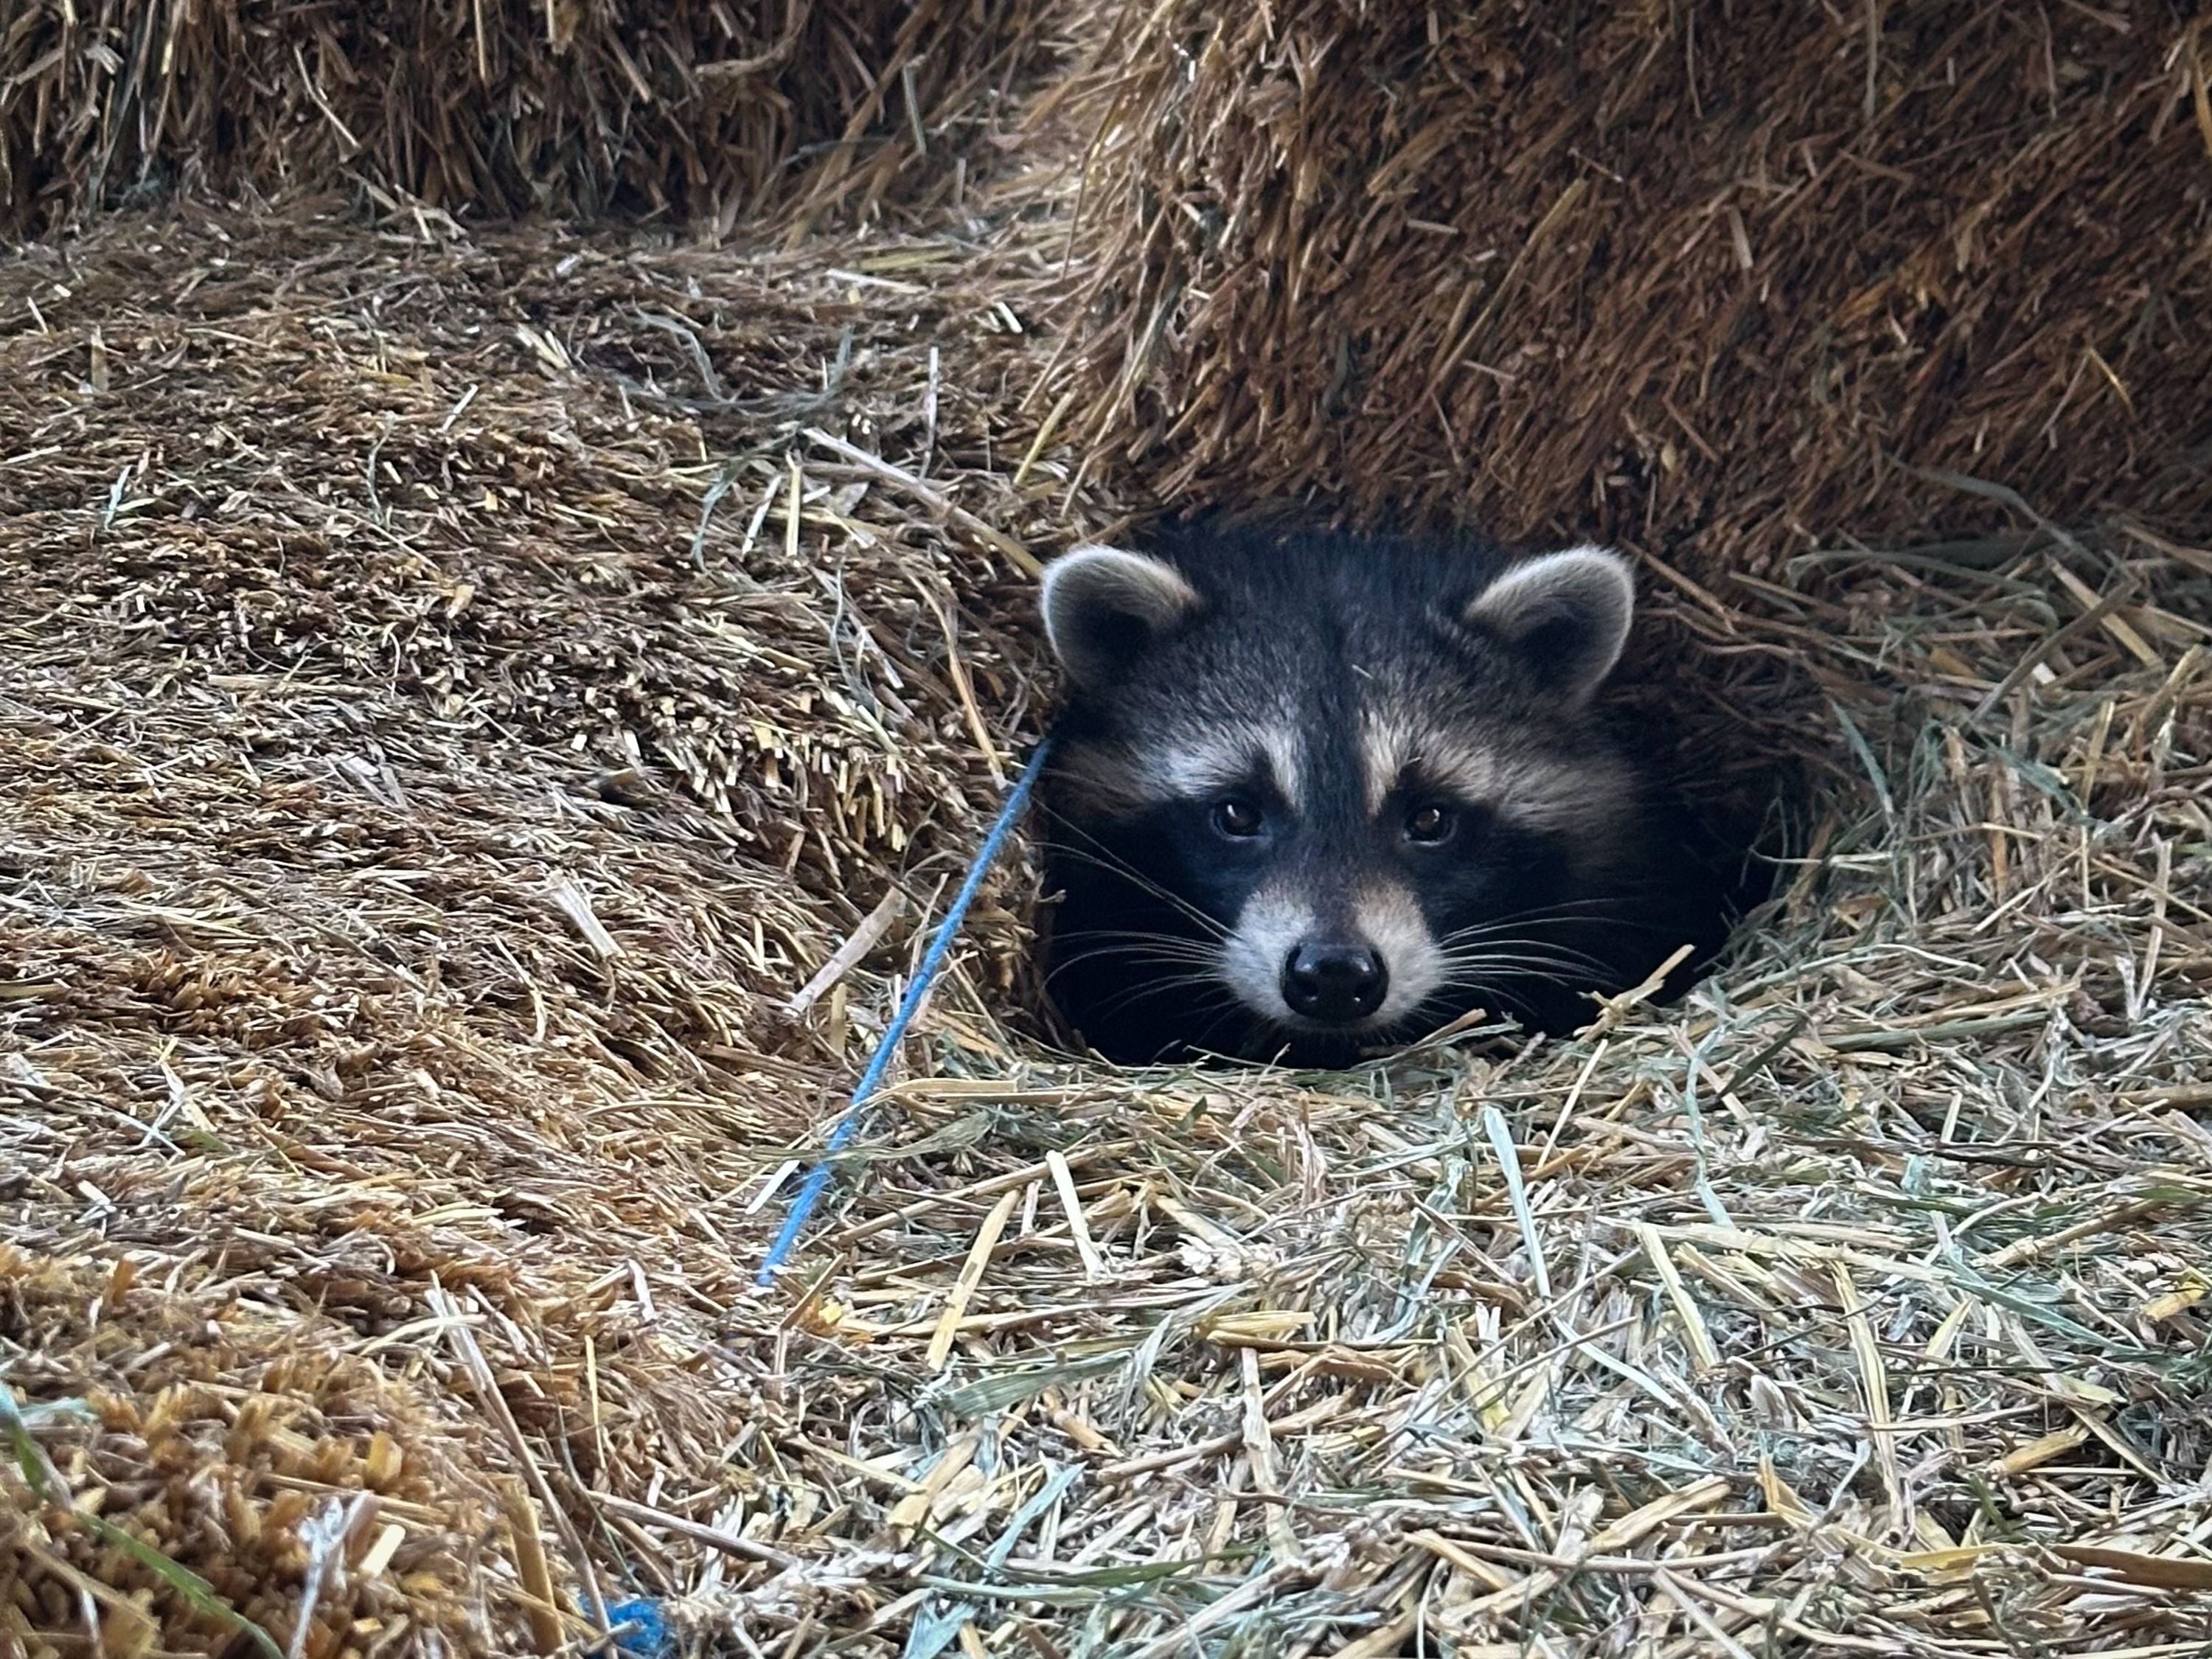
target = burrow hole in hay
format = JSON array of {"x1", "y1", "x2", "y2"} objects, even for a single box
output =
[{"x1": 1006, "y1": 516, "x2": 1815, "y2": 1069}]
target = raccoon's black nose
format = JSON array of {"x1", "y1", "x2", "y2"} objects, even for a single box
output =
[{"x1": 1281, "y1": 943, "x2": 1387, "y2": 1023}]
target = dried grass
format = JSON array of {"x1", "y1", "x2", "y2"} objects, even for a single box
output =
[
  {"x1": 2, "y1": 69, "x2": 2211, "y2": 1659},
  {"x1": 0, "y1": 0, "x2": 1064, "y2": 237},
  {"x1": 1048, "y1": 2, "x2": 2212, "y2": 571},
  {"x1": 0, "y1": 192, "x2": 1091, "y2": 1656}
]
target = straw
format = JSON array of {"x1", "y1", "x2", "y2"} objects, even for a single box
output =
[
  {"x1": 1046, "y1": 4, "x2": 2212, "y2": 576},
  {"x1": 1, "y1": 0, "x2": 1065, "y2": 236}
]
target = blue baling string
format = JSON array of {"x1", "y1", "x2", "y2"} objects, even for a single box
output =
[
  {"x1": 755, "y1": 738, "x2": 1053, "y2": 1287},
  {"x1": 605, "y1": 1598, "x2": 672, "y2": 1658}
]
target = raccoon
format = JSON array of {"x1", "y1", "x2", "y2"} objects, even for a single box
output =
[{"x1": 1033, "y1": 521, "x2": 1742, "y2": 1067}]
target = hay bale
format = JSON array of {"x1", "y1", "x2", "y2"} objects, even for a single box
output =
[
  {"x1": 1, "y1": 1251, "x2": 515, "y2": 1658},
  {"x1": 1057, "y1": 3, "x2": 2212, "y2": 568},
  {"x1": 0, "y1": 0, "x2": 1058, "y2": 235},
  {"x1": 0, "y1": 196, "x2": 1078, "y2": 1659}
]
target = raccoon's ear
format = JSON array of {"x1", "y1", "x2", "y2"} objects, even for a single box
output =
[
  {"x1": 1462, "y1": 546, "x2": 1635, "y2": 703},
  {"x1": 1040, "y1": 545, "x2": 1203, "y2": 688}
]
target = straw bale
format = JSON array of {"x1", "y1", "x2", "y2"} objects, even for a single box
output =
[
  {"x1": 1054, "y1": 2, "x2": 2212, "y2": 571},
  {"x1": 0, "y1": 0, "x2": 1062, "y2": 237},
  {"x1": 4, "y1": 184, "x2": 2212, "y2": 1658},
  {"x1": 1, "y1": 1251, "x2": 509, "y2": 1657},
  {"x1": 0, "y1": 192, "x2": 1085, "y2": 1657}
]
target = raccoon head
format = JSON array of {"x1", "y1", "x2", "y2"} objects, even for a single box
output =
[{"x1": 1037, "y1": 534, "x2": 1660, "y2": 1065}]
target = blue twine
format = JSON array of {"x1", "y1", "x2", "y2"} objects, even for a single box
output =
[
  {"x1": 602, "y1": 1598, "x2": 672, "y2": 1659},
  {"x1": 756, "y1": 738, "x2": 1053, "y2": 1287}
]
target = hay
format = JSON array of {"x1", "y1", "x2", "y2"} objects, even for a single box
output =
[
  {"x1": 1052, "y1": 3, "x2": 2212, "y2": 570},
  {"x1": 1, "y1": 1251, "x2": 507, "y2": 1656},
  {"x1": 4, "y1": 155, "x2": 2212, "y2": 1659},
  {"x1": 0, "y1": 0, "x2": 1062, "y2": 237},
  {"x1": 0, "y1": 193, "x2": 1088, "y2": 1655}
]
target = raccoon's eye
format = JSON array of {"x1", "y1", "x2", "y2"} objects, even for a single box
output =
[
  {"x1": 1404, "y1": 804, "x2": 1457, "y2": 844},
  {"x1": 1212, "y1": 799, "x2": 1265, "y2": 839}
]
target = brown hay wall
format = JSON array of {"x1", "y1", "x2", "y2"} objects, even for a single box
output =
[
  {"x1": 0, "y1": 0, "x2": 1058, "y2": 235},
  {"x1": 1057, "y1": 2, "x2": 2212, "y2": 571}
]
